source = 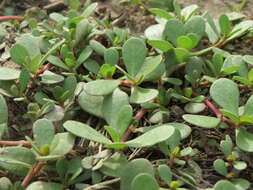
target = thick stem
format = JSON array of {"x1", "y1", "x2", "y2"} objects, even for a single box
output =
[
  {"x1": 0, "y1": 16, "x2": 24, "y2": 22},
  {"x1": 0, "y1": 140, "x2": 31, "y2": 148},
  {"x1": 22, "y1": 161, "x2": 45, "y2": 187}
]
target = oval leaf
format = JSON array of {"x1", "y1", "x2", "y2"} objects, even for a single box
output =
[
  {"x1": 130, "y1": 87, "x2": 158, "y2": 104},
  {"x1": 85, "y1": 80, "x2": 120, "y2": 96},
  {"x1": 0, "y1": 67, "x2": 21, "y2": 81},
  {"x1": 122, "y1": 37, "x2": 147, "y2": 76},
  {"x1": 126, "y1": 125, "x2": 175, "y2": 148},
  {"x1": 210, "y1": 78, "x2": 239, "y2": 116},
  {"x1": 183, "y1": 114, "x2": 220, "y2": 128},
  {"x1": 131, "y1": 173, "x2": 159, "y2": 190},
  {"x1": 63, "y1": 120, "x2": 112, "y2": 144},
  {"x1": 236, "y1": 128, "x2": 253, "y2": 152}
]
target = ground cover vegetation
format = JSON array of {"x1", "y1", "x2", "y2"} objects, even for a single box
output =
[{"x1": 0, "y1": 0, "x2": 253, "y2": 189}]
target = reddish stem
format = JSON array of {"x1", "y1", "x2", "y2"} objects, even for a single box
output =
[
  {"x1": 22, "y1": 161, "x2": 45, "y2": 187},
  {"x1": 0, "y1": 16, "x2": 24, "y2": 22},
  {"x1": 36, "y1": 63, "x2": 52, "y2": 75},
  {"x1": 203, "y1": 98, "x2": 235, "y2": 127},
  {"x1": 0, "y1": 140, "x2": 31, "y2": 148},
  {"x1": 203, "y1": 99, "x2": 222, "y2": 119},
  {"x1": 121, "y1": 108, "x2": 147, "y2": 142}
]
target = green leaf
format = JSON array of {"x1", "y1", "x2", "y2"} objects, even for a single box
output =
[
  {"x1": 0, "y1": 67, "x2": 21, "y2": 80},
  {"x1": 102, "y1": 88, "x2": 131, "y2": 135},
  {"x1": 49, "y1": 133, "x2": 75, "y2": 156},
  {"x1": 183, "y1": 114, "x2": 220, "y2": 128},
  {"x1": 77, "y1": 46, "x2": 93, "y2": 67},
  {"x1": 213, "y1": 159, "x2": 228, "y2": 176},
  {"x1": 40, "y1": 71, "x2": 64, "y2": 84},
  {"x1": 181, "y1": 4, "x2": 200, "y2": 21},
  {"x1": 100, "y1": 152, "x2": 128, "y2": 177},
  {"x1": 122, "y1": 37, "x2": 147, "y2": 76},
  {"x1": 147, "y1": 40, "x2": 173, "y2": 52},
  {"x1": 19, "y1": 69, "x2": 30, "y2": 93},
  {"x1": 116, "y1": 105, "x2": 133, "y2": 137},
  {"x1": 163, "y1": 19, "x2": 185, "y2": 45},
  {"x1": 104, "y1": 126, "x2": 121, "y2": 142},
  {"x1": 227, "y1": 20, "x2": 253, "y2": 41},
  {"x1": 236, "y1": 128, "x2": 253, "y2": 152},
  {"x1": 145, "y1": 24, "x2": 165, "y2": 40},
  {"x1": 176, "y1": 36, "x2": 194, "y2": 50},
  {"x1": 126, "y1": 125, "x2": 175, "y2": 148},
  {"x1": 158, "y1": 164, "x2": 172, "y2": 184},
  {"x1": 78, "y1": 87, "x2": 104, "y2": 118},
  {"x1": 148, "y1": 8, "x2": 173, "y2": 20},
  {"x1": 210, "y1": 78, "x2": 239, "y2": 116},
  {"x1": 74, "y1": 20, "x2": 91, "y2": 45},
  {"x1": 26, "y1": 182, "x2": 63, "y2": 190},
  {"x1": 10, "y1": 44, "x2": 29, "y2": 66},
  {"x1": 0, "y1": 147, "x2": 36, "y2": 176},
  {"x1": 174, "y1": 48, "x2": 189, "y2": 63},
  {"x1": 120, "y1": 159, "x2": 154, "y2": 190},
  {"x1": 168, "y1": 123, "x2": 192, "y2": 139},
  {"x1": 219, "y1": 14, "x2": 231, "y2": 37},
  {"x1": 81, "y1": 2, "x2": 98, "y2": 17},
  {"x1": 232, "y1": 179, "x2": 250, "y2": 190},
  {"x1": 185, "y1": 16, "x2": 206, "y2": 39},
  {"x1": 0, "y1": 95, "x2": 8, "y2": 125},
  {"x1": 33, "y1": 119, "x2": 55, "y2": 147},
  {"x1": 214, "y1": 180, "x2": 237, "y2": 190},
  {"x1": 104, "y1": 47, "x2": 119, "y2": 66},
  {"x1": 233, "y1": 161, "x2": 247, "y2": 170},
  {"x1": 130, "y1": 87, "x2": 158, "y2": 104},
  {"x1": 137, "y1": 55, "x2": 163, "y2": 79},
  {"x1": 83, "y1": 59, "x2": 100, "y2": 74},
  {"x1": 131, "y1": 173, "x2": 159, "y2": 190},
  {"x1": 0, "y1": 95, "x2": 8, "y2": 138},
  {"x1": 63, "y1": 120, "x2": 112, "y2": 144},
  {"x1": 220, "y1": 135, "x2": 233, "y2": 157},
  {"x1": 243, "y1": 95, "x2": 253, "y2": 116},
  {"x1": 0, "y1": 177, "x2": 12, "y2": 190},
  {"x1": 99, "y1": 64, "x2": 116, "y2": 78},
  {"x1": 16, "y1": 34, "x2": 40, "y2": 58},
  {"x1": 89, "y1": 40, "x2": 106, "y2": 56},
  {"x1": 85, "y1": 80, "x2": 120, "y2": 96},
  {"x1": 243, "y1": 55, "x2": 253, "y2": 65},
  {"x1": 184, "y1": 103, "x2": 206, "y2": 114}
]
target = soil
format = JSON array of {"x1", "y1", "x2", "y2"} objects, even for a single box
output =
[{"x1": 179, "y1": 0, "x2": 253, "y2": 19}]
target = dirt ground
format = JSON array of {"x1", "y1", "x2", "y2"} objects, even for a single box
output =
[{"x1": 179, "y1": 0, "x2": 253, "y2": 19}]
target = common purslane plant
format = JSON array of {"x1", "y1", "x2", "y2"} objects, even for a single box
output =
[{"x1": 0, "y1": 0, "x2": 253, "y2": 189}]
